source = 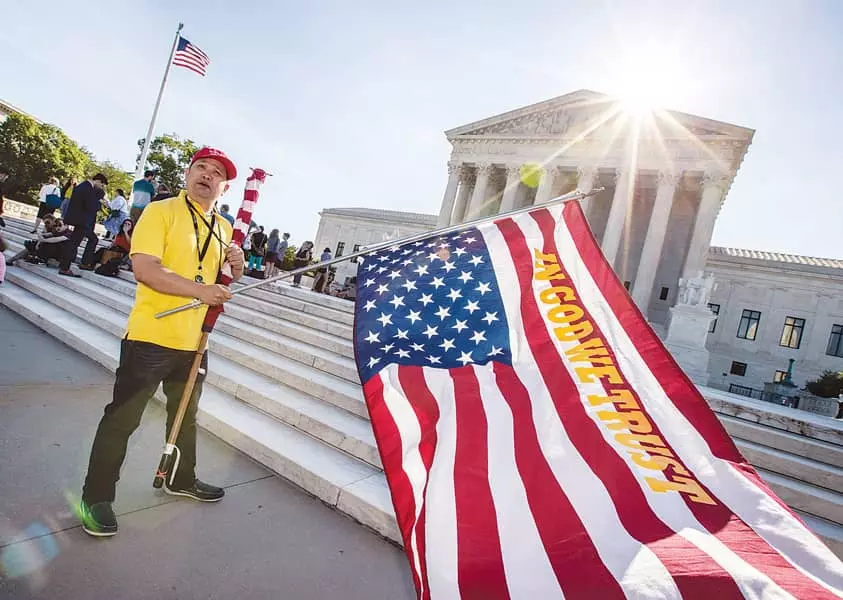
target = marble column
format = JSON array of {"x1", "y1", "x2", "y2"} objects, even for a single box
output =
[
  {"x1": 532, "y1": 166, "x2": 555, "y2": 207},
  {"x1": 632, "y1": 170, "x2": 681, "y2": 310},
  {"x1": 451, "y1": 169, "x2": 474, "y2": 225},
  {"x1": 682, "y1": 171, "x2": 730, "y2": 277},
  {"x1": 466, "y1": 163, "x2": 493, "y2": 221},
  {"x1": 601, "y1": 168, "x2": 630, "y2": 264},
  {"x1": 576, "y1": 166, "x2": 596, "y2": 215},
  {"x1": 499, "y1": 165, "x2": 522, "y2": 213},
  {"x1": 437, "y1": 161, "x2": 462, "y2": 227}
]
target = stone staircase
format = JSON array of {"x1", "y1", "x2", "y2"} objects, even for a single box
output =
[{"x1": 2, "y1": 215, "x2": 842, "y2": 558}]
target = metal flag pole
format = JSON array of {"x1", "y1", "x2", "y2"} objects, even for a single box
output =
[
  {"x1": 155, "y1": 187, "x2": 604, "y2": 320},
  {"x1": 135, "y1": 22, "x2": 184, "y2": 182}
]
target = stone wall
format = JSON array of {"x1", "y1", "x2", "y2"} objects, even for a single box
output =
[{"x1": 3, "y1": 199, "x2": 38, "y2": 221}]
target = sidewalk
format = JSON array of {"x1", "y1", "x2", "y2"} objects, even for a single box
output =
[{"x1": 0, "y1": 306, "x2": 413, "y2": 599}]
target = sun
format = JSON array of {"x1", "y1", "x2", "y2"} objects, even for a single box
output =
[{"x1": 609, "y1": 39, "x2": 689, "y2": 117}]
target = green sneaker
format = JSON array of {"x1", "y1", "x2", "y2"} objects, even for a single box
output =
[{"x1": 80, "y1": 501, "x2": 118, "y2": 537}]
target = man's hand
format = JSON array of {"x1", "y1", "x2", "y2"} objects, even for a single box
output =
[
  {"x1": 225, "y1": 245, "x2": 245, "y2": 280},
  {"x1": 197, "y1": 284, "x2": 233, "y2": 306}
]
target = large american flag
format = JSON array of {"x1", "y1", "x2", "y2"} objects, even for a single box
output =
[
  {"x1": 173, "y1": 36, "x2": 210, "y2": 76},
  {"x1": 354, "y1": 201, "x2": 843, "y2": 599}
]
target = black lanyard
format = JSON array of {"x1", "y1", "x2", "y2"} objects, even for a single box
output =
[{"x1": 186, "y1": 199, "x2": 223, "y2": 283}]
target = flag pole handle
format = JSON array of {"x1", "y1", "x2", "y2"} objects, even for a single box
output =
[
  {"x1": 152, "y1": 331, "x2": 208, "y2": 488},
  {"x1": 154, "y1": 187, "x2": 604, "y2": 320}
]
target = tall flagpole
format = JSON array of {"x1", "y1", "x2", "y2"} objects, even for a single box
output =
[{"x1": 134, "y1": 22, "x2": 184, "y2": 182}]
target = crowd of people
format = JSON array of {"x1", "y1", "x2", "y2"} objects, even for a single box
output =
[{"x1": 0, "y1": 165, "x2": 353, "y2": 297}]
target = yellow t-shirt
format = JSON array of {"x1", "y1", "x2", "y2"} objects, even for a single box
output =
[{"x1": 126, "y1": 191, "x2": 233, "y2": 351}]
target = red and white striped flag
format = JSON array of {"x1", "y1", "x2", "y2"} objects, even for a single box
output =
[
  {"x1": 354, "y1": 201, "x2": 843, "y2": 598},
  {"x1": 202, "y1": 168, "x2": 267, "y2": 332},
  {"x1": 173, "y1": 36, "x2": 210, "y2": 76}
]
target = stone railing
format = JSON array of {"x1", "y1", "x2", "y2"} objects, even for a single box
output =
[
  {"x1": 798, "y1": 394, "x2": 840, "y2": 418},
  {"x1": 3, "y1": 199, "x2": 38, "y2": 221}
]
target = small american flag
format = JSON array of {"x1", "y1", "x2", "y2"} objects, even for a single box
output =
[
  {"x1": 355, "y1": 202, "x2": 843, "y2": 599},
  {"x1": 173, "y1": 37, "x2": 210, "y2": 76}
]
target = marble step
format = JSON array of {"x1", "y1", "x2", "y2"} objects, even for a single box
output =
[
  {"x1": 0, "y1": 281, "x2": 399, "y2": 542},
  {"x1": 703, "y1": 386, "x2": 843, "y2": 447},
  {"x1": 253, "y1": 279, "x2": 355, "y2": 315},
  {"x1": 5, "y1": 263, "x2": 368, "y2": 421},
  {"x1": 797, "y1": 511, "x2": 843, "y2": 559},
  {"x1": 238, "y1": 284, "x2": 355, "y2": 330},
  {"x1": 758, "y1": 468, "x2": 843, "y2": 524},
  {"x1": 721, "y1": 414, "x2": 843, "y2": 469},
  {"x1": 735, "y1": 438, "x2": 843, "y2": 495}
]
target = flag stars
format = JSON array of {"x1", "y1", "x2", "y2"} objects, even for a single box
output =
[
  {"x1": 401, "y1": 259, "x2": 414, "y2": 266},
  {"x1": 375, "y1": 283, "x2": 390, "y2": 296},
  {"x1": 427, "y1": 252, "x2": 442, "y2": 261},
  {"x1": 410, "y1": 342, "x2": 425, "y2": 352},
  {"x1": 388, "y1": 270, "x2": 402, "y2": 280},
  {"x1": 422, "y1": 325, "x2": 439, "y2": 339},
  {"x1": 468, "y1": 255, "x2": 484, "y2": 267},
  {"x1": 365, "y1": 331, "x2": 380, "y2": 343},
  {"x1": 430, "y1": 277, "x2": 445, "y2": 289},
  {"x1": 395, "y1": 328, "x2": 409, "y2": 340},
  {"x1": 457, "y1": 271, "x2": 474, "y2": 284},
  {"x1": 413, "y1": 264, "x2": 429, "y2": 276},
  {"x1": 446, "y1": 288, "x2": 462, "y2": 302},
  {"x1": 377, "y1": 313, "x2": 393, "y2": 327},
  {"x1": 482, "y1": 312, "x2": 499, "y2": 325},
  {"x1": 439, "y1": 338, "x2": 456, "y2": 352},
  {"x1": 489, "y1": 346, "x2": 504, "y2": 357},
  {"x1": 400, "y1": 280, "x2": 417, "y2": 292},
  {"x1": 464, "y1": 300, "x2": 480, "y2": 314},
  {"x1": 364, "y1": 278, "x2": 375, "y2": 287},
  {"x1": 426, "y1": 355, "x2": 442, "y2": 365},
  {"x1": 367, "y1": 356, "x2": 380, "y2": 368},
  {"x1": 441, "y1": 261, "x2": 456, "y2": 273},
  {"x1": 388, "y1": 295, "x2": 406, "y2": 309},
  {"x1": 453, "y1": 247, "x2": 467, "y2": 258},
  {"x1": 457, "y1": 351, "x2": 474, "y2": 366},
  {"x1": 380, "y1": 343, "x2": 394, "y2": 353},
  {"x1": 395, "y1": 348, "x2": 410, "y2": 359},
  {"x1": 434, "y1": 306, "x2": 451, "y2": 321},
  {"x1": 418, "y1": 293, "x2": 434, "y2": 306},
  {"x1": 377, "y1": 266, "x2": 388, "y2": 274},
  {"x1": 463, "y1": 236, "x2": 477, "y2": 243},
  {"x1": 406, "y1": 310, "x2": 422, "y2": 324},
  {"x1": 452, "y1": 319, "x2": 469, "y2": 333},
  {"x1": 470, "y1": 330, "x2": 487, "y2": 344},
  {"x1": 476, "y1": 282, "x2": 492, "y2": 295},
  {"x1": 363, "y1": 299, "x2": 377, "y2": 312}
]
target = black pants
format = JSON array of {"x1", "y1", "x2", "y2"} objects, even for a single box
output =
[
  {"x1": 59, "y1": 224, "x2": 98, "y2": 271},
  {"x1": 82, "y1": 339, "x2": 207, "y2": 504}
]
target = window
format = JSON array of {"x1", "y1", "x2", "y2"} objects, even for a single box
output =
[
  {"x1": 350, "y1": 243, "x2": 362, "y2": 263},
  {"x1": 708, "y1": 303, "x2": 720, "y2": 333},
  {"x1": 737, "y1": 309, "x2": 761, "y2": 340},
  {"x1": 335, "y1": 241, "x2": 345, "y2": 258},
  {"x1": 828, "y1": 324, "x2": 843, "y2": 357},
  {"x1": 623, "y1": 281, "x2": 631, "y2": 290},
  {"x1": 773, "y1": 370, "x2": 788, "y2": 383},
  {"x1": 730, "y1": 361, "x2": 747, "y2": 376},
  {"x1": 779, "y1": 316, "x2": 805, "y2": 349},
  {"x1": 659, "y1": 287, "x2": 669, "y2": 301}
]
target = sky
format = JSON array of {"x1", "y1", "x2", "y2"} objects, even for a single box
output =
[{"x1": 1, "y1": 0, "x2": 841, "y2": 258}]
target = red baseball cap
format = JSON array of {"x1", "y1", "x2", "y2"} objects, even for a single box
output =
[{"x1": 190, "y1": 147, "x2": 237, "y2": 180}]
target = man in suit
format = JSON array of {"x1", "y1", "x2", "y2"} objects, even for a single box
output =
[{"x1": 58, "y1": 173, "x2": 108, "y2": 277}]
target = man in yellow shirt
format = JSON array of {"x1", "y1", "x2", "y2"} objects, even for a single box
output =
[{"x1": 80, "y1": 147, "x2": 245, "y2": 537}]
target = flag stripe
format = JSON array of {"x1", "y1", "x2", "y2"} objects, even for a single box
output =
[
  {"x1": 559, "y1": 202, "x2": 843, "y2": 597},
  {"x1": 491, "y1": 362, "x2": 624, "y2": 598},
  {"x1": 494, "y1": 214, "x2": 746, "y2": 599},
  {"x1": 525, "y1": 208, "x2": 802, "y2": 599},
  {"x1": 365, "y1": 373, "x2": 424, "y2": 595},
  {"x1": 420, "y1": 368, "x2": 461, "y2": 599},
  {"x1": 451, "y1": 367, "x2": 512, "y2": 599},
  {"x1": 398, "y1": 366, "x2": 441, "y2": 600},
  {"x1": 482, "y1": 220, "x2": 682, "y2": 599}
]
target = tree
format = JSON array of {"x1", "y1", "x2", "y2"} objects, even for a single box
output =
[
  {"x1": 93, "y1": 160, "x2": 133, "y2": 200},
  {"x1": 0, "y1": 113, "x2": 92, "y2": 203},
  {"x1": 804, "y1": 371, "x2": 843, "y2": 399},
  {"x1": 136, "y1": 133, "x2": 200, "y2": 192}
]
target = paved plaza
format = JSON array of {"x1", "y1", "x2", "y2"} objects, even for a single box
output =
[{"x1": 0, "y1": 306, "x2": 414, "y2": 600}]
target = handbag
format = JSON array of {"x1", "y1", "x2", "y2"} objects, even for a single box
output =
[{"x1": 45, "y1": 186, "x2": 62, "y2": 209}]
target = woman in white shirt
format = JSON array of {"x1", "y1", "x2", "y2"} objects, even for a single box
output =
[
  {"x1": 33, "y1": 177, "x2": 62, "y2": 233},
  {"x1": 102, "y1": 188, "x2": 130, "y2": 239}
]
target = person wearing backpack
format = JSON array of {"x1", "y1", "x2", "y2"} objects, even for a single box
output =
[
  {"x1": 292, "y1": 241, "x2": 313, "y2": 287},
  {"x1": 33, "y1": 177, "x2": 62, "y2": 233}
]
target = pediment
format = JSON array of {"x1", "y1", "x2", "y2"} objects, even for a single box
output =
[{"x1": 446, "y1": 89, "x2": 753, "y2": 142}]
